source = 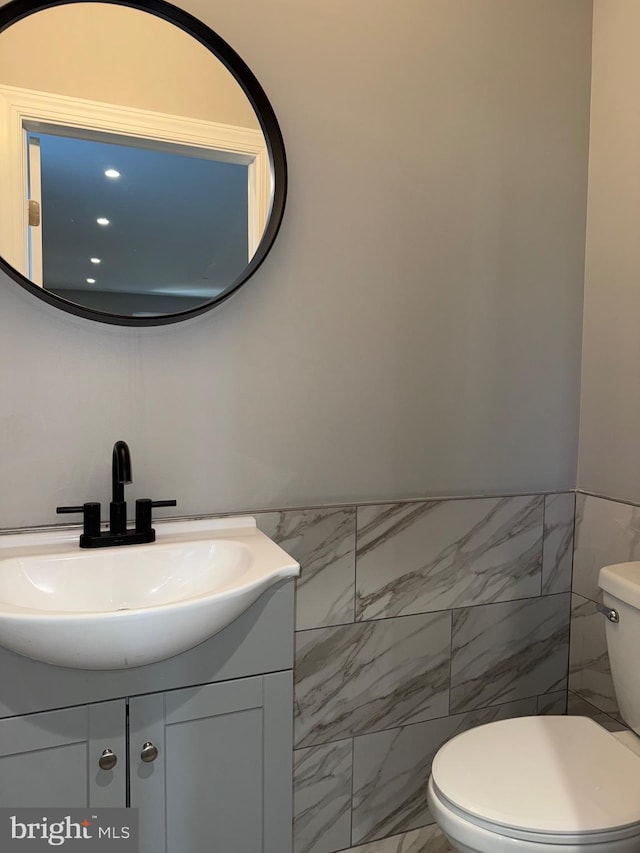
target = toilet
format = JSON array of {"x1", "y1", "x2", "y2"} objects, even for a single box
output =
[{"x1": 427, "y1": 562, "x2": 640, "y2": 852}]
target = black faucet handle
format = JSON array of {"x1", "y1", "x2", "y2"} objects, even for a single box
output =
[
  {"x1": 135, "y1": 498, "x2": 177, "y2": 535},
  {"x1": 56, "y1": 502, "x2": 102, "y2": 540}
]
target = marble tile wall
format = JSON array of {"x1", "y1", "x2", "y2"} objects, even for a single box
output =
[
  {"x1": 256, "y1": 491, "x2": 574, "y2": 853},
  {"x1": 341, "y1": 826, "x2": 455, "y2": 853},
  {"x1": 568, "y1": 493, "x2": 640, "y2": 724}
]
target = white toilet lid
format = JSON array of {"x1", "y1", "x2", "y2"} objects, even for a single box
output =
[{"x1": 431, "y1": 716, "x2": 640, "y2": 835}]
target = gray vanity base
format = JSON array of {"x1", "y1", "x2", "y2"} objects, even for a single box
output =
[{"x1": 0, "y1": 581, "x2": 295, "y2": 853}]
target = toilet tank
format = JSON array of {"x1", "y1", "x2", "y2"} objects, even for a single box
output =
[{"x1": 598, "y1": 562, "x2": 640, "y2": 736}]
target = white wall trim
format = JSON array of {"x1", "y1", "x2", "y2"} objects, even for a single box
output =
[{"x1": 0, "y1": 84, "x2": 270, "y2": 276}]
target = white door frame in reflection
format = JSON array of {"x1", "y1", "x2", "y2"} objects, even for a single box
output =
[{"x1": 0, "y1": 83, "x2": 270, "y2": 285}]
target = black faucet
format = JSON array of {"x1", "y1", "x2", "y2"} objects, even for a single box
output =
[
  {"x1": 110, "y1": 439, "x2": 132, "y2": 536},
  {"x1": 57, "y1": 440, "x2": 177, "y2": 548}
]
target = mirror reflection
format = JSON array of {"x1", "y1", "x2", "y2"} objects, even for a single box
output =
[{"x1": 0, "y1": 2, "x2": 275, "y2": 319}]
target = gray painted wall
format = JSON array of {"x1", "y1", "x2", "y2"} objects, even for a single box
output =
[
  {"x1": 0, "y1": 0, "x2": 592, "y2": 527},
  {"x1": 578, "y1": 0, "x2": 640, "y2": 502}
]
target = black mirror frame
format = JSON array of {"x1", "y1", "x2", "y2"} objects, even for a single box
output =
[{"x1": 0, "y1": 0, "x2": 287, "y2": 326}]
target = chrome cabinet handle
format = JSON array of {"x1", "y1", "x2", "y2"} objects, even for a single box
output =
[
  {"x1": 140, "y1": 741, "x2": 159, "y2": 763},
  {"x1": 98, "y1": 748, "x2": 117, "y2": 771}
]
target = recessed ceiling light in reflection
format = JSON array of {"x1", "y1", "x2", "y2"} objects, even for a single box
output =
[
  {"x1": 104, "y1": 169, "x2": 120, "y2": 179},
  {"x1": 86, "y1": 278, "x2": 96, "y2": 284},
  {"x1": 97, "y1": 217, "x2": 110, "y2": 226},
  {"x1": 90, "y1": 258, "x2": 101, "y2": 264}
]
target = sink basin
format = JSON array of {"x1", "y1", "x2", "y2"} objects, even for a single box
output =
[{"x1": 0, "y1": 517, "x2": 299, "y2": 670}]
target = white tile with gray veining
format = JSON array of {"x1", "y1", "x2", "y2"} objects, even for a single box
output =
[
  {"x1": 295, "y1": 612, "x2": 451, "y2": 748},
  {"x1": 256, "y1": 508, "x2": 356, "y2": 630},
  {"x1": 341, "y1": 826, "x2": 455, "y2": 853},
  {"x1": 542, "y1": 493, "x2": 575, "y2": 594},
  {"x1": 568, "y1": 593, "x2": 621, "y2": 718},
  {"x1": 573, "y1": 494, "x2": 640, "y2": 602},
  {"x1": 294, "y1": 739, "x2": 352, "y2": 853},
  {"x1": 355, "y1": 496, "x2": 544, "y2": 622},
  {"x1": 536, "y1": 690, "x2": 567, "y2": 715},
  {"x1": 567, "y1": 692, "x2": 626, "y2": 732},
  {"x1": 351, "y1": 698, "x2": 537, "y2": 845},
  {"x1": 449, "y1": 593, "x2": 570, "y2": 713}
]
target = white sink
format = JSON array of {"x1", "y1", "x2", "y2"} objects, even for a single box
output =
[{"x1": 0, "y1": 517, "x2": 299, "y2": 670}]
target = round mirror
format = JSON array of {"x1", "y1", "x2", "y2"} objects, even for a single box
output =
[{"x1": 0, "y1": 0, "x2": 286, "y2": 325}]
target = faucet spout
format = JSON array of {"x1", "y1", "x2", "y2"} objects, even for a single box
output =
[{"x1": 112, "y1": 440, "x2": 132, "y2": 504}]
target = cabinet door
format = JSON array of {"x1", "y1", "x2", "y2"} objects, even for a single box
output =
[
  {"x1": 130, "y1": 671, "x2": 293, "y2": 853},
  {"x1": 0, "y1": 700, "x2": 126, "y2": 807}
]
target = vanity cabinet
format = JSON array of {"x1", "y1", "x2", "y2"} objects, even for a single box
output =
[
  {"x1": 0, "y1": 700, "x2": 126, "y2": 807},
  {"x1": 0, "y1": 672, "x2": 292, "y2": 853},
  {"x1": 131, "y1": 671, "x2": 292, "y2": 853},
  {"x1": 0, "y1": 582, "x2": 295, "y2": 853}
]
